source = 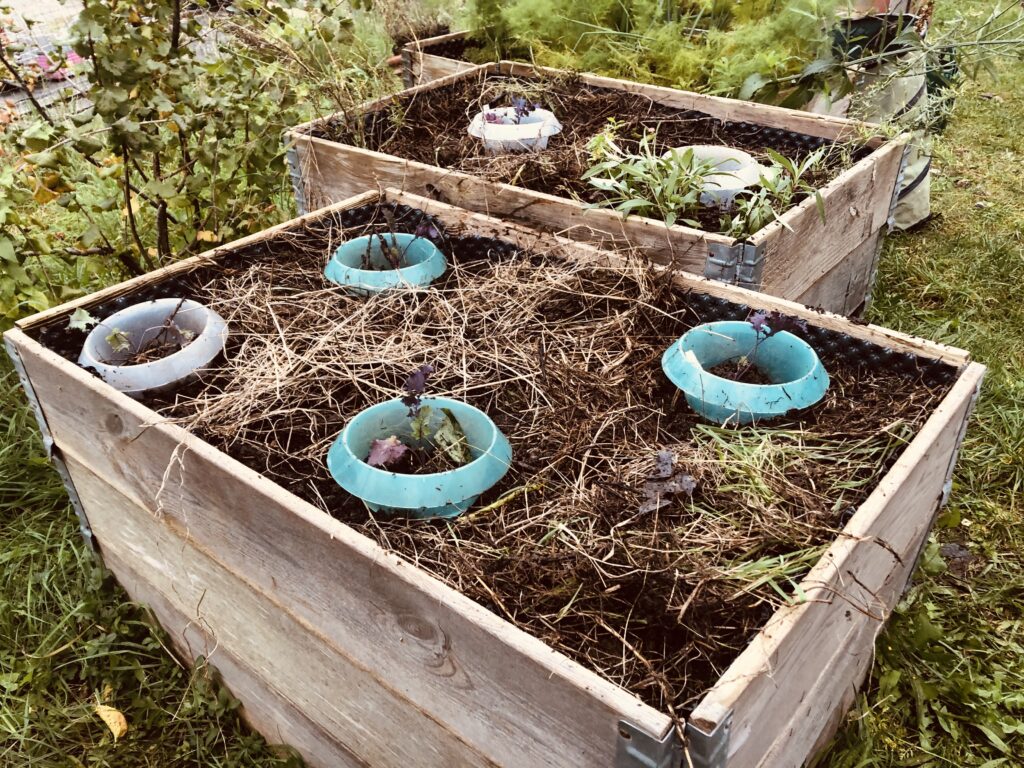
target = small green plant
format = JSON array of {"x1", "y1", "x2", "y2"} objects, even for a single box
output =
[
  {"x1": 720, "y1": 147, "x2": 826, "y2": 237},
  {"x1": 582, "y1": 121, "x2": 721, "y2": 227},
  {"x1": 366, "y1": 364, "x2": 472, "y2": 472},
  {"x1": 583, "y1": 121, "x2": 825, "y2": 235},
  {"x1": 67, "y1": 302, "x2": 194, "y2": 363}
]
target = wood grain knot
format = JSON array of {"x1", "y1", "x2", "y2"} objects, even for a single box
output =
[
  {"x1": 104, "y1": 413, "x2": 125, "y2": 436},
  {"x1": 397, "y1": 612, "x2": 439, "y2": 642}
]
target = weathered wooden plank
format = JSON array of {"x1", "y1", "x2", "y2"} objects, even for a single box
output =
[
  {"x1": 753, "y1": 139, "x2": 906, "y2": 298},
  {"x1": 793, "y1": 230, "x2": 882, "y2": 315},
  {"x1": 92, "y1": 524, "x2": 370, "y2": 768},
  {"x1": 9, "y1": 330, "x2": 671, "y2": 768},
  {"x1": 689, "y1": 362, "x2": 986, "y2": 767},
  {"x1": 63, "y1": 455, "x2": 485, "y2": 768}
]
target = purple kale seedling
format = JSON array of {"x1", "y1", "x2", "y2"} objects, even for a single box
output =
[
  {"x1": 414, "y1": 220, "x2": 440, "y2": 241},
  {"x1": 747, "y1": 310, "x2": 808, "y2": 338},
  {"x1": 401, "y1": 363, "x2": 435, "y2": 415},
  {"x1": 640, "y1": 450, "x2": 696, "y2": 513},
  {"x1": 367, "y1": 435, "x2": 409, "y2": 468}
]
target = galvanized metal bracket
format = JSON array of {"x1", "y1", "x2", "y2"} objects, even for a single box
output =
[
  {"x1": 685, "y1": 711, "x2": 733, "y2": 768},
  {"x1": 285, "y1": 141, "x2": 308, "y2": 216},
  {"x1": 939, "y1": 373, "x2": 984, "y2": 507},
  {"x1": 4, "y1": 334, "x2": 95, "y2": 550},
  {"x1": 704, "y1": 242, "x2": 765, "y2": 291},
  {"x1": 615, "y1": 720, "x2": 683, "y2": 768},
  {"x1": 886, "y1": 141, "x2": 914, "y2": 233}
]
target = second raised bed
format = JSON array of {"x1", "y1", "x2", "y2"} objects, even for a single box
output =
[{"x1": 286, "y1": 62, "x2": 909, "y2": 315}]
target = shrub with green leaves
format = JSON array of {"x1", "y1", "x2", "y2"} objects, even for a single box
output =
[{"x1": 0, "y1": 0, "x2": 391, "y2": 325}]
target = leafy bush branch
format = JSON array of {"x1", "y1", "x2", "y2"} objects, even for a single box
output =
[{"x1": 0, "y1": 0, "x2": 391, "y2": 323}]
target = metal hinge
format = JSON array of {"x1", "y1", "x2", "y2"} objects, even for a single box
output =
[
  {"x1": 939, "y1": 373, "x2": 984, "y2": 507},
  {"x1": 285, "y1": 142, "x2": 308, "y2": 216},
  {"x1": 615, "y1": 721, "x2": 683, "y2": 768},
  {"x1": 4, "y1": 335, "x2": 95, "y2": 550},
  {"x1": 705, "y1": 242, "x2": 765, "y2": 291},
  {"x1": 886, "y1": 141, "x2": 914, "y2": 232},
  {"x1": 685, "y1": 711, "x2": 733, "y2": 768}
]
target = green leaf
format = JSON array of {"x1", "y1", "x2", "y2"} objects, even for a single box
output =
[
  {"x1": 68, "y1": 308, "x2": 98, "y2": 331},
  {"x1": 434, "y1": 408, "x2": 471, "y2": 465},
  {"x1": 106, "y1": 328, "x2": 131, "y2": 353},
  {"x1": 814, "y1": 191, "x2": 826, "y2": 225},
  {"x1": 410, "y1": 405, "x2": 432, "y2": 441}
]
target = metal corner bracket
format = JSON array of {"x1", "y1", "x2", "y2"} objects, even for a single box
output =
[
  {"x1": 284, "y1": 141, "x2": 308, "y2": 216},
  {"x1": 705, "y1": 241, "x2": 765, "y2": 291},
  {"x1": 685, "y1": 711, "x2": 733, "y2": 768},
  {"x1": 616, "y1": 720, "x2": 683, "y2": 768},
  {"x1": 4, "y1": 335, "x2": 95, "y2": 550}
]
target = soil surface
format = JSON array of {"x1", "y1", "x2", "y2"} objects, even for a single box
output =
[
  {"x1": 33, "y1": 202, "x2": 956, "y2": 720},
  {"x1": 315, "y1": 71, "x2": 871, "y2": 232},
  {"x1": 708, "y1": 360, "x2": 775, "y2": 385}
]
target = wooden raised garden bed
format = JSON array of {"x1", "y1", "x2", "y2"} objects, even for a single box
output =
[
  {"x1": 6, "y1": 189, "x2": 983, "y2": 768},
  {"x1": 286, "y1": 62, "x2": 909, "y2": 316},
  {"x1": 400, "y1": 28, "x2": 485, "y2": 87}
]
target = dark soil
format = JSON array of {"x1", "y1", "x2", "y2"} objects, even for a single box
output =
[
  {"x1": 31, "y1": 201, "x2": 957, "y2": 720},
  {"x1": 709, "y1": 360, "x2": 775, "y2": 385},
  {"x1": 121, "y1": 337, "x2": 189, "y2": 365},
  {"x1": 314, "y1": 71, "x2": 871, "y2": 232}
]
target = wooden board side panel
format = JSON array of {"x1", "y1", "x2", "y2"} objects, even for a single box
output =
[
  {"x1": 13, "y1": 338, "x2": 670, "y2": 767},
  {"x1": 793, "y1": 229, "x2": 882, "y2": 315},
  {"x1": 755, "y1": 140, "x2": 904, "y2": 299},
  {"x1": 690, "y1": 363, "x2": 985, "y2": 767},
  {"x1": 291, "y1": 135, "x2": 722, "y2": 273},
  {"x1": 414, "y1": 53, "x2": 477, "y2": 85},
  {"x1": 96, "y1": 534, "x2": 370, "y2": 768},
  {"x1": 65, "y1": 457, "x2": 486, "y2": 768}
]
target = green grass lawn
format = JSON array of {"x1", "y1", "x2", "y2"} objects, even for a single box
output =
[{"x1": 3, "y1": 15, "x2": 1024, "y2": 768}]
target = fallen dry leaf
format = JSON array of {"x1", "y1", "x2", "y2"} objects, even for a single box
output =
[{"x1": 94, "y1": 704, "x2": 128, "y2": 741}]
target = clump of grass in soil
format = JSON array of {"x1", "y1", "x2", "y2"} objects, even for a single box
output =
[
  {"x1": 38, "y1": 203, "x2": 953, "y2": 720},
  {"x1": 315, "y1": 72, "x2": 866, "y2": 232}
]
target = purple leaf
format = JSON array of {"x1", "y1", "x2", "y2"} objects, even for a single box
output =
[
  {"x1": 747, "y1": 310, "x2": 808, "y2": 338},
  {"x1": 748, "y1": 310, "x2": 769, "y2": 334},
  {"x1": 367, "y1": 436, "x2": 409, "y2": 468},
  {"x1": 654, "y1": 450, "x2": 675, "y2": 478},
  {"x1": 402, "y1": 363, "x2": 434, "y2": 415},
  {"x1": 484, "y1": 111, "x2": 503, "y2": 124},
  {"x1": 403, "y1": 364, "x2": 434, "y2": 396},
  {"x1": 640, "y1": 452, "x2": 696, "y2": 513},
  {"x1": 414, "y1": 221, "x2": 439, "y2": 241}
]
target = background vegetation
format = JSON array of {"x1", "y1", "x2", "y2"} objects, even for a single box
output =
[{"x1": 1, "y1": 0, "x2": 1022, "y2": 765}]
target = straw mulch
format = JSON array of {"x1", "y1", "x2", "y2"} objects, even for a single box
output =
[{"x1": 161, "y1": 207, "x2": 947, "y2": 718}]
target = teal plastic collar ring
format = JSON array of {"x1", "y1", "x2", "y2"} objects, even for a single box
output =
[
  {"x1": 327, "y1": 397, "x2": 512, "y2": 519},
  {"x1": 661, "y1": 320, "x2": 829, "y2": 425},
  {"x1": 325, "y1": 233, "x2": 446, "y2": 294}
]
